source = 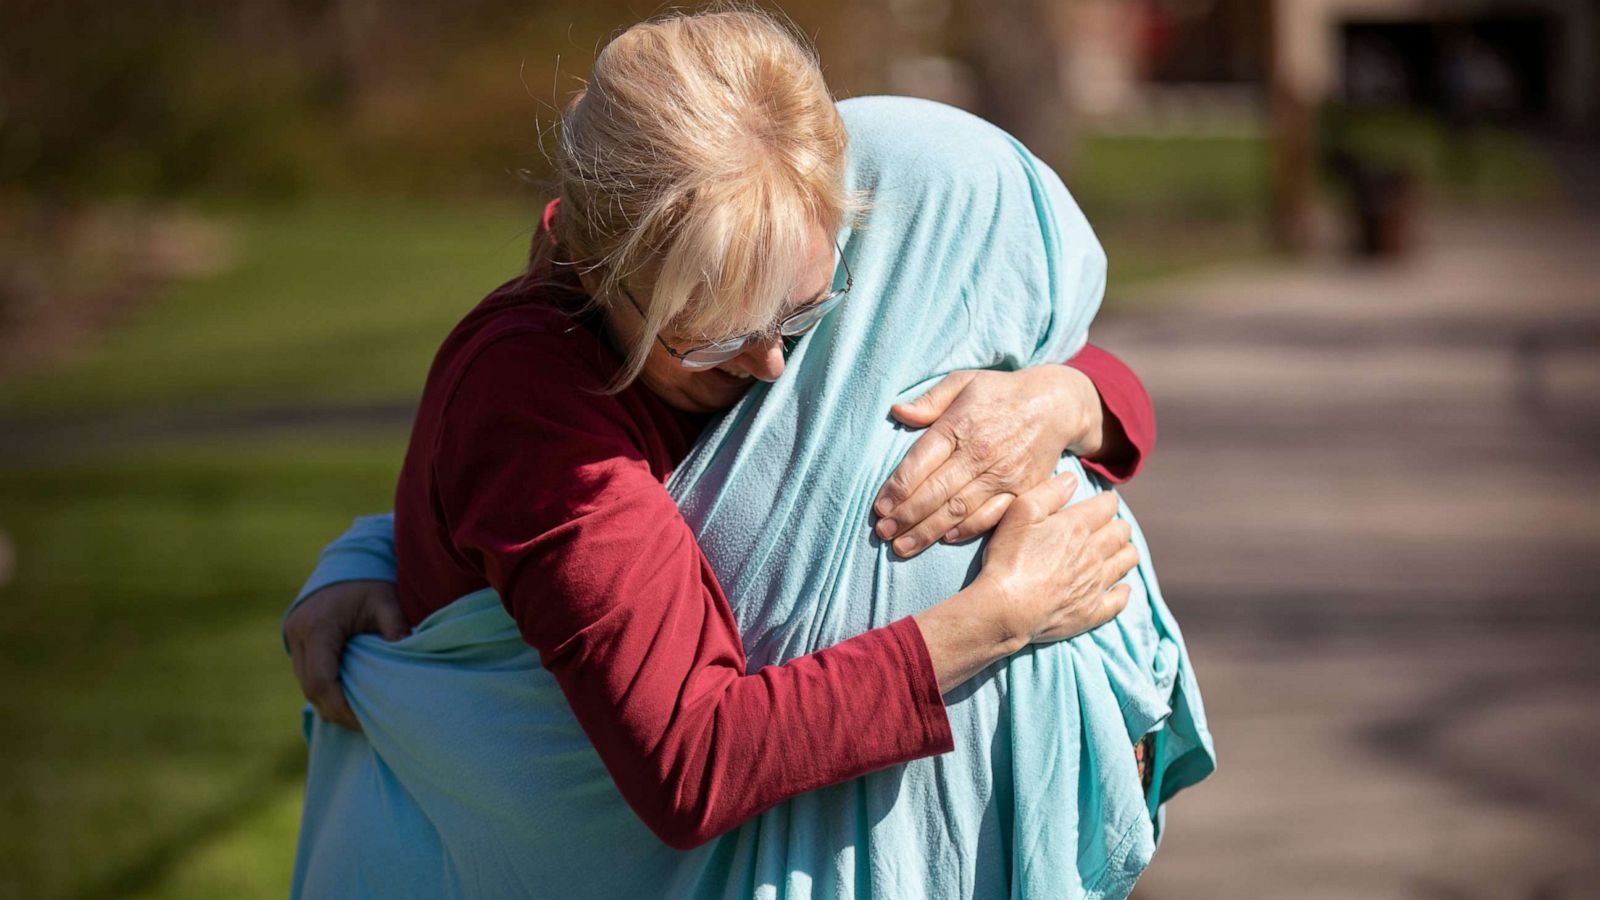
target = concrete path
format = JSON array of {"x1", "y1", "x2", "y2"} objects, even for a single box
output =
[{"x1": 1111, "y1": 207, "x2": 1600, "y2": 900}]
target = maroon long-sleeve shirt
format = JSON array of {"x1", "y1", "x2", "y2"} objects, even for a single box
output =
[{"x1": 391, "y1": 202, "x2": 1156, "y2": 849}]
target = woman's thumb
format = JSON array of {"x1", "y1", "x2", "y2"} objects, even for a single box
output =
[{"x1": 891, "y1": 371, "x2": 972, "y2": 427}]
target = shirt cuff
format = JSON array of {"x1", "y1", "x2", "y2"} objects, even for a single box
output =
[
  {"x1": 281, "y1": 513, "x2": 399, "y2": 654},
  {"x1": 885, "y1": 616, "x2": 956, "y2": 756},
  {"x1": 294, "y1": 513, "x2": 399, "y2": 604},
  {"x1": 1065, "y1": 345, "x2": 1155, "y2": 484}
]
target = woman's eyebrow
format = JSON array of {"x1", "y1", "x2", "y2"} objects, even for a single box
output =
[
  {"x1": 788, "y1": 276, "x2": 835, "y2": 311},
  {"x1": 673, "y1": 276, "x2": 835, "y2": 342}
]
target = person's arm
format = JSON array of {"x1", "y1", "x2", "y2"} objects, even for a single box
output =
[
  {"x1": 281, "y1": 514, "x2": 407, "y2": 731},
  {"x1": 873, "y1": 342, "x2": 1156, "y2": 556}
]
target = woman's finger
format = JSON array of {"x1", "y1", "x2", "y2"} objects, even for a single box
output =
[
  {"x1": 303, "y1": 634, "x2": 362, "y2": 732},
  {"x1": 880, "y1": 451, "x2": 980, "y2": 543},
  {"x1": 887, "y1": 370, "x2": 977, "y2": 428},
  {"x1": 1101, "y1": 583, "x2": 1133, "y2": 619},
  {"x1": 874, "y1": 426, "x2": 956, "y2": 528},
  {"x1": 888, "y1": 476, "x2": 996, "y2": 557},
  {"x1": 1089, "y1": 516, "x2": 1133, "y2": 558},
  {"x1": 942, "y1": 492, "x2": 1014, "y2": 544},
  {"x1": 289, "y1": 634, "x2": 310, "y2": 706},
  {"x1": 1053, "y1": 489, "x2": 1119, "y2": 533},
  {"x1": 1101, "y1": 543, "x2": 1141, "y2": 589},
  {"x1": 1005, "y1": 470, "x2": 1080, "y2": 525},
  {"x1": 363, "y1": 584, "x2": 410, "y2": 642}
]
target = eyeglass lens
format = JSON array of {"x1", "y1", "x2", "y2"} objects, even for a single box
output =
[{"x1": 679, "y1": 293, "x2": 841, "y2": 368}]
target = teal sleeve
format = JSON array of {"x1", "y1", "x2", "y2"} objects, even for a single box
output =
[
  {"x1": 281, "y1": 513, "x2": 398, "y2": 650},
  {"x1": 295, "y1": 513, "x2": 399, "y2": 603}
]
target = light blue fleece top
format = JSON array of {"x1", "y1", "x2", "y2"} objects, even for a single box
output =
[{"x1": 287, "y1": 96, "x2": 1214, "y2": 900}]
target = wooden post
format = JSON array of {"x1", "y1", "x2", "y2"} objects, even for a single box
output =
[{"x1": 1267, "y1": 0, "x2": 1315, "y2": 254}]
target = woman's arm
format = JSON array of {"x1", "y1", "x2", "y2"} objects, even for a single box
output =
[{"x1": 872, "y1": 343, "x2": 1155, "y2": 557}]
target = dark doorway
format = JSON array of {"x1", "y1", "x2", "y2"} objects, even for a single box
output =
[{"x1": 1341, "y1": 14, "x2": 1555, "y2": 124}]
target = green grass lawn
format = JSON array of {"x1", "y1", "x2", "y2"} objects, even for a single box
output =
[
  {"x1": 1068, "y1": 133, "x2": 1276, "y2": 304},
  {"x1": 0, "y1": 199, "x2": 534, "y2": 417},
  {"x1": 1072, "y1": 133, "x2": 1272, "y2": 227},
  {"x1": 1, "y1": 198, "x2": 521, "y2": 898},
  {"x1": 1319, "y1": 107, "x2": 1560, "y2": 203},
  {"x1": 0, "y1": 438, "x2": 405, "y2": 900}
]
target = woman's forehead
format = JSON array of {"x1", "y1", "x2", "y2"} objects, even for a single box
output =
[{"x1": 672, "y1": 270, "x2": 833, "y2": 340}]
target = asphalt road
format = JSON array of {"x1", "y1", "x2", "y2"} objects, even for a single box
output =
[{"x1": 1114, "y1": 209, "x2": 1600, "y2": 900}]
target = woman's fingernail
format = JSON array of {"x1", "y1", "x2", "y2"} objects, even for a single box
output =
[
  {"x1": 877, "y1": 519, "x2": 898, "y2": 538},
  {"x1": 875, "y1": 498, "x2": 893, "y2": 516},
  {"x1": 943, "y1": 529, "x2": 959, "y2": 543},
  {"x1": 893, "y1": 536, "x2": 916, "y2": 555}
]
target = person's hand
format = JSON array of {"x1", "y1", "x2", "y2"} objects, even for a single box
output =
[
  {"x1": 874, "y1": 366, "x2": 1105, "y2": 557},
  {"x1": 976, "y1": 473, "x2": 1136, "y2": 646},
  {"x1": 284, "y1": 580, "x2": 408, "y2": 731}
]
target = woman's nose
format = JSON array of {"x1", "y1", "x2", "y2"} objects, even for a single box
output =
[{"x1": 738, "y1": 338, "x2": 786, "y2": 382}]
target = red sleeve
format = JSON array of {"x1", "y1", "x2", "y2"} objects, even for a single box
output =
[
  {"x1": 433, "y1": 335, "x2": 954, "y2": 850},
  {"x1": 1065, "y1": 343, "x2": 1156, "y2": 484}
]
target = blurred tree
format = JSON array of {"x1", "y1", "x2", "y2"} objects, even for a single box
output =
[
  {"x1": 0, "y1": 0, "x2": 633, "y2": 200},
  {"x1": 0, "y1": 0, "x2": 933, "y2": 201},
  {"x1": 951, "y1": 0, "x2": 1072, "y2": 165}
]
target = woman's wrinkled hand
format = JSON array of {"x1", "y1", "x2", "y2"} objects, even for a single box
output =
[
  {"x1": 873, "y1": 366, "x2": 1104, "y2": 557},
  {"x1": 978, "y1": 473, "x2": 1137, "y2": 647},
  {"x1": 284, "y1": 580, "x2": 409, "y2": 731}
]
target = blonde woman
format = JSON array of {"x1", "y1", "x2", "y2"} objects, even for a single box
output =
[{"x1": 284, "y1": 9, "x2": 1210, "y2": 898}]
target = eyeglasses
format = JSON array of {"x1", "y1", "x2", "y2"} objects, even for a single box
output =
[{"x1": 622, "y1": 242, "x2": 853, "y2": 370}]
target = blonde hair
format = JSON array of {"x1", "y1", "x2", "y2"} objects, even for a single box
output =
[{"x1": 540, "y1": 7, "x2": 857, "y2": 388}]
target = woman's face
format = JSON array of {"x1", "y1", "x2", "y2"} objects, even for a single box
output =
[{"x1": 604, "y1": 220, "x2": 837, "y2": 414}]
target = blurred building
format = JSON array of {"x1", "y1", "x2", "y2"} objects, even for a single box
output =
[
  {"x1": 1062, "y1": 0, "x2": 1267, "y2": 130},
  {"x1": 1280, "y1": 0, "x2": 1597, "y2": 130},
  {"x1": 1053, "y1": 0, "x2": 1597, "y2": 132}
]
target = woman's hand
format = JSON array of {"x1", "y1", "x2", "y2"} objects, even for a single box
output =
[
  {"x1": 911, "y1": 472, "x2": 1136, "y2": 692},
  {"x1": 284, "y1": 580, "x2": 409, "y2": 731},
  {"x1": 874, "y1": 366, "x2": 1106, "y2": 557}
]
